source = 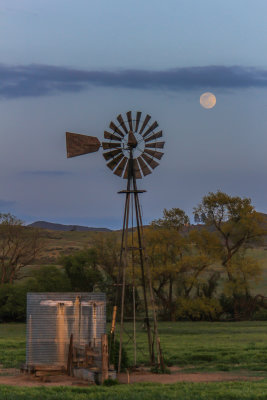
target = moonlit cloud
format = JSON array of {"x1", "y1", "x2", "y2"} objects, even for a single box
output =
[{"x1": 0, "y1": 64, "x2": 267, "y2": 99}]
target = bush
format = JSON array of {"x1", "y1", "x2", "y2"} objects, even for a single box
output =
[
  {"x1": 0, "y1": 266, "x2": 71, "y2": 321},
  {"x1": 59, "y1": 249, "x2": 104, "y2": 291},
  {"x1": 175, "y1": 297, "x2": 222, "y2": 321},
  {"x1": 108, "y1": 333, "x2": 129, "y2": 371}
]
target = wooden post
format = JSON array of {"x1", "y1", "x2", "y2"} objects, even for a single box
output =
[
  {"x1": 110, "y1": 306, "x2": 117, "y2": 334},
  {"x1": 67, "y1": 334, "x2": 73, "y2": 376},
  {"x1": 101, "y1": 333, "x2": 109, "y2": 384}
]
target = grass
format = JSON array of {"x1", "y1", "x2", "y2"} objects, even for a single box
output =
[
  {"x1": 0, "y1": 324, "x2": 26, "y2": 369},
  {"x1": 1, "y1": 322, "x2": 267, "y2": 399},
  {"x1": 122, "y1": 321, "x2": 267, "y2": 373},
  {"x1": 1, "y1": 321, "x2": 267, "y2": 374},
  {"x1": 1, "y1": 381, "x2": 267, "y2": 400}
]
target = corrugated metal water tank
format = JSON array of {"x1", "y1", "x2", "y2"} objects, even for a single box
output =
[{"x1": 26, "y1": 292, "x2": 106, "y2": 367}]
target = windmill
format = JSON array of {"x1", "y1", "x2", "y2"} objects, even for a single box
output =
[{"x1": 66, "y1": 111, "x2": 165, "y2": 371}]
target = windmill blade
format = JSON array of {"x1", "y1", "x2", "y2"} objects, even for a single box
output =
[
  {"x1": 144, "y1": 130, "x2": 163, "y2": 143},
  {"x1": 102, "y1": 142, "x2": 121, "y2": 150},
  {"x1": 142, "y1": 121, "x2": 159, "y2": 138},
  {"x1": 104, "y1": 131, "x2": 122, "y2": 141},
  {"x1": 135, "y1": 111, "x2": 142, "y2": 132},
  {"x1": 66, "y1": 132, "x2": 101, "y2": 158},
  {"x1": 114, "y1": 157, "x2": 128, "y2": 177},
  {"x1": 117, "y1": 114, "x2": 128, "y2": 134},
  {"x1": 123, "y1": 159, "x2": 129, "y2": 179},
  {"x1": 106, "y1": 153, "x2": 124, "y2": 170},
  {"x1": 144, "y1": 149, "x2": 164, "y2": 160},
  {"x1": 137, "y1": 156, "x2": 152, "y2": 176},
  {"x1": 141, "y1": 153, "x2": 159, "y2": 169},
  {"x1": 133, "y1": 159, "x2": 142, "y2": 179},
  {"x1": 139, "y1": 114, "x2": 151, "y2": 135},
  {"x1": 109, "y1": 121, "x2": 125, "y2": 137},
  {"x1": 103, "y1": 149, "x2": 122, "y2": 161},
  {"x1": 145, "y1": 141, "x2": 165, "y2": 149},
  {"x1": 126, "y1": 111, "x2": 133, "y2": 131}
]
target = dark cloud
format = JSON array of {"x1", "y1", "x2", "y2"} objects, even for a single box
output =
[
  {"x1": 0, "y1": 64, "x2": 267, "y2": 99},
  {"x1": 23, "y1": 170, "x2": 72, "y2": 176}
]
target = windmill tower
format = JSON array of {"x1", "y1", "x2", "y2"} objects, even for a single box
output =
[{"x1": 66, "y1": 111, "x2": 165, "y2": 371}]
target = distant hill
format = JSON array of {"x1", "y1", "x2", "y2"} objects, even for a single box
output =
[{"x1": 27, "y1": 221, "x2": 111, "y2": 232}]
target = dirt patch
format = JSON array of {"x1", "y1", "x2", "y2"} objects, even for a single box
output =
[
  {"x1": 118, "y1": 368, "x2": 260, "y2": 384},
  {"x1": 0, "y1": 368, "x2": 261, "y2": 387}
]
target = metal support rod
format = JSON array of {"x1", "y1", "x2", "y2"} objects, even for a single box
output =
[
  {"x1": 132, "y1": 173, "x2": 154, "y2": 364},
  {"x1": 118, "y1": 190, "x2": 130, "y2": 372}
]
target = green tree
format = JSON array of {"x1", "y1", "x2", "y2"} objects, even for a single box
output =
[
  {"x1": 59, "y1": 249, "x2": 104, "y2": 291},
  {"x1": 152, "y1": 208, "x2": 190, "y2": 230},
  {"x1": 193, "y1": 191, "x2": 265, "y2": 298},
  {"x1": 0, "y1": 213, "x2": 41, "y2": 284}
]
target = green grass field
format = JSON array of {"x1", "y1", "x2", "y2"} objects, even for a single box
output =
[
  {"x1": 1, "y1": 322, "x2": 267, "y2": 399},
  {"x1": 1, "y1": 321, "x2": 267, "y2": 373},
  {"x1": 1, "y1": 381, "x2": 267, "y2": 400}
]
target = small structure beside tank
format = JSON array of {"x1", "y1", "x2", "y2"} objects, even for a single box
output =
[{"x1": 24, "y1": 292, "x2": 114, "y2": 383}]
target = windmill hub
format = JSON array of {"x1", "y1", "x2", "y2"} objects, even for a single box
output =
[{"x1": 127, "y1": 131, "x2": 138, "y2": 149}]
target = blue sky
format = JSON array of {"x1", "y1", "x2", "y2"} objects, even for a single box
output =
[{"x1": 0, "y1": 0, "x2": 267, "y2": 228}]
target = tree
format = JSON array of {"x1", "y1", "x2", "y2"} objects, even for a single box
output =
[
  {"x1": 193, "y1": 191, "x2": 266, "y2": 297},
  {"x1": 152, "y1": 208, "x2": 190, "y2": 230},
  {"x1": 59, "y1": 249, "x2": 104, "y2": 291},
  {"x1": 0, "y1": 213, "x2": 41, "y2": 284},
  {"x1": 144, "y1": 226, "x2": 186, "y2": 320}
]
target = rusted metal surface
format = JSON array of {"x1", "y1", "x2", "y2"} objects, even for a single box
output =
[
  {"x1": 127, "y1": 131, "x2": 138, "y2": 147},
  {"x1": 141, "y1": 153, "x2": 159, "y2": 169},
  {"x1": 145, "y1": 141, "x2": 165, "y2": 149},
  {"x1": 66, "y1": 132, "x2": 101, "y2": 158},
  {"x1": 106, "y1": 153, "x2": 124, "y2": 170},
  {"x1": 26, "y1": 293, "x2": 106, "y2": 368},
  {"x1": 133, "y1": 159, "x2": 142, "y2": 179},
  {"x1": 137, "y1": 156, "x2": 152, "y2": 176},
  {"x1": 103, "y1": 149, "x2": 121, "y2": 160},
  {"x1": 142, "y1": 121, "x2": 159, "y2": 138},
  {"x1": 117, "y1": 114, "x2": 128, "y2": 134},
  {"x1": 109, "y1": 121, "x2": 125, "y2": 137},
  {"x1": 144, "y1": 149, "x2": 164, "y2": 159},
  {"x1": 144, "y1": 130, "x2": 163, "y2": 142},
  {"x1": 104, "y1": 131, "x2": 122, "y2": 141},
  {"x1": 123, "y1": 159, "x2": 129, "y2": 179},
  {"x1": 102, "y1": 142, "x2": 121, "y2": 150},
  {"x1": 114, "y1": 157, "x2": 127, "y2": 177},
  {"x1": 135, "y1": 111, "x2": 142, "y2": 132},
  {"x1": 126, "y1": 111, "x2": 133, "y2": 131},
  {"x1": 139, "y1": 114, "x2": 151, "y2": 135}
]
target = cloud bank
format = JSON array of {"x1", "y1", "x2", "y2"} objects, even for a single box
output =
[{"x1": 0, "y1": 64, "x2": 267, "y2": 98}]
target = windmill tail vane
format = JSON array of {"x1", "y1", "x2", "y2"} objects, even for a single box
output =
[{"x1": 66, "y1": 111, "x2": 165, "y2": 371}]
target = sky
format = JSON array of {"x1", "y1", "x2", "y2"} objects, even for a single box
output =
[{"x1": 0, "y1": 0, "x2": 267, "y2": 229}]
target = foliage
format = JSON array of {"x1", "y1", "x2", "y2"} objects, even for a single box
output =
[
  {"x1": 108, "y1": 333, "x2": 129, "y2": 371},
  {"x1": 102, "y1": 378, "x2": 119, "y2": 386},
  {"x1": 194, "y1": 191, "x2": 265, "y2": 278},
  {"x1": 59, "y1": 249, "x2": 104, "y2": 291},
  {"x1": 151, "y1": 207, "x2": 190, "y2": 230},
  {"x1": 0, "y1": 267, "x2": 71, "y2": 322},
  {"x1": 31, "y1": 266, "x2": 71, "y2": 292},
  {"x1": 0, "y1": 213, "x2": 41, "y2": 284},
  {"x1": 175, "y1": 297, "x2": 222, "y2": 321}
]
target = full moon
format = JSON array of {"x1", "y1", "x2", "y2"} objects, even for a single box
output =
[{"x1": 200, "y1": 92, "x2": 216, "y2": 109}]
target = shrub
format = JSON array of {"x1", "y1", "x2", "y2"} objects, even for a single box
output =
[{"x1": 175, "y1": 297, "x2": 222, "y2": 321}]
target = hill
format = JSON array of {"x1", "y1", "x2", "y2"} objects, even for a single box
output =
[{"x1": 27, "y1": 221, "x2": 111, "y2": 232}]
